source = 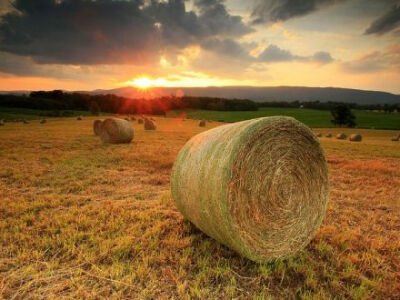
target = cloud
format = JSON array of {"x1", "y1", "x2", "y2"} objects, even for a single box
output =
[
  {"x1": 342, "y1": 43, "x2": 400, "y2": 73},
  {"x1": 364, "y1": 3, "x2": 400, "y2": 35},
  {"x1": 0, "y1": 0, "x2": 253, "y2": 65},
  {"x1": 200, "y1": 38, "x2": 255, "y2": 61},
  {"x1": 250, "y1": 0, "x2": 347, "y2": 24},
  {"x1": 257, "y1": 44, "x2": 333, "y2": 64}
]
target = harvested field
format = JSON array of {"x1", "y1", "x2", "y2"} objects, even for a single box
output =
[{"x1": 0, "y1": 118, "x2": 399, "y2": 299}]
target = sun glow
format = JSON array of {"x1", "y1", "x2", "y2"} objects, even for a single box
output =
[{"x1": 129, "y1": 77, "x2": 155, "y2": 89}]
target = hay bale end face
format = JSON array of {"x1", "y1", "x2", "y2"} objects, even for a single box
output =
[
  {"x1": 99, "y1": 118, "x2": 134, "y2": 144},
  {"x1": 171, "y1": 117, "x2": 329, "y2": 262},
  {"x1": 199, "y1": 120, "x2": 206, "y2": 127},
  {"x1": 93, "y1": 119, "x2": 103, "y2": 136},
  {"x1": 349, "y1": 134, "x2": 362, "y2": 142},
  {"x1": 144, "y1": 118, "x2": 157, "y2": 130},
  {"x1": 336, "y1": 133, "x2": 347, "y2": 140}
]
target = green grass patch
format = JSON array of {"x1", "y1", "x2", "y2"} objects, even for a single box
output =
[{"x1": 169, "y1": 108, "x2": 400, "y2": 130}]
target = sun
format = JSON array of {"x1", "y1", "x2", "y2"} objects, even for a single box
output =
[{"x1": 130, "y1": 77, "x2": 154, "y2": 89}]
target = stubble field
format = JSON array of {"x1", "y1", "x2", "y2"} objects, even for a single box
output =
[{"x1": 0, "y1": 117, "x2": 399, "y2": 299}]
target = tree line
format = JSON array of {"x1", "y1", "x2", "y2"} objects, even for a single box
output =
[{"x1": 0, "y1": 90, "x2": 398, "y2": 116}]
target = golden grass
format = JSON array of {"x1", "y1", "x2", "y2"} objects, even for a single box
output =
[{"x1": 0, "y1": 117, "x2": 399, "y2": 299}]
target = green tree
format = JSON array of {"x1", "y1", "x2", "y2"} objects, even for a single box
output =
[
  {"x1": 331, "y1": 104, "x2": 356, "y2": 127},
  {"x1": 89, "y1": 101, "x2": 101, "y2": 116}
]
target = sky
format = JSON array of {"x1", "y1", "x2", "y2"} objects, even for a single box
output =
[{"x1": 0, "y1": 0, "x2": 399, "y2": 93}]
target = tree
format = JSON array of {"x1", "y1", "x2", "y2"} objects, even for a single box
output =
[
  {"x1": 89, "y1": 101, "x2": 101, "y2": 116},
  {"x1": 331, "y1": 104, "x2": 356, "y2": 127}
]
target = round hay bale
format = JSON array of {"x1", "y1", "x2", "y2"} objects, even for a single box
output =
[
  {"x1": 138, "y1": 119, "x2": 144, "y2": 124},
  {"x1": 77, "y1": 116, "x2": 83, "y2": 120},
  {"x1": 0, "y1": 119, "x2": 4, "y2": 126},
  {"x1": 336, "y1": 133, "x2": 347, "y2": 140},
  {"x1": 171, "y1": 117, "x2": 329, "y2": 262},
  {"x1": 325, "y1": 133, "x2": 332, "y2": 138},
  {"x1": 316, "y1": 133, "x2": 322, "y2": 137},
  {"x1": 40, "y1": 119, "x2": 47, "y2": 124},
  {"x1": 391, "y1": 135, "x2": 399, "y2": 142},
  {"x1": 23, "y1": 119, "x2": 29, "y2": 124},
  {"x1": 144, "y1": 118, "x2": 156, "y2": 130},
  {"x1": 99, "y1": 118, "x2": 133, "y2": 144},
  {"x1": 124, "y1": 117, "x2": 130, "y2": 121},
  {"x1": 93, "y1": 119, "x2": 103, "y2": 136},
  {"x1": 349, "y1": 134, "x2": 362, "y2": 142},
  {"x1": 199, "y1": 120, "x2": 206, "y2": 127},
  {"x1": 131, "y1": 116, "x2": 136, "y2": 121}
]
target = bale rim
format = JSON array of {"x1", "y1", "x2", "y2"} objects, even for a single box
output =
[
  {"x1": 336, "y1": 133, "x2": 347, "y2": 140},
  {"x1": 349, "y1": 134, "x2": 362, "y2": 142},
  {"x1": 99, "y1": 118, "x2": 133, "y2": 144},
  {"x1": 93, "y1": 119, "x2": 103, "y2": 136},
  {"x1": 144, "y1": 118, "x2": 156, "y2": 130},
  {"x1": 171, "y1": 116, "x2": 329, "y2": 262}
]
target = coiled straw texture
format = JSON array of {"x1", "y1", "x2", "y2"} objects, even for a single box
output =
[
  {"x1": 99, "y1": 118, "x2": 133, "y2": 144},
  {"x1": 171, "y1": 116, "x2": 329, "y2": 262}
]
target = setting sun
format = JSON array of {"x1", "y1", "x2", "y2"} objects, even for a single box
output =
[{"x1": 129, "y1": 77, "x2": 154, "y2": 89}]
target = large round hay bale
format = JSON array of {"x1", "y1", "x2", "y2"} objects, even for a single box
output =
[
  {"x1": 391, "y1": 134, "x2": 400, "y2": 142},
  {"x1": 316, "y1": 133, "x2": 322, "y2": 137},
  {"x1": 93, "y1": 119, "x2": 103, "y2": 136},
  {"x1": 0, "y1": 119, "x2": 4, "y2": 126},
  {"x1": 144, "y1": 118, "x2": 156, "y2": 130},
  {"x1": 349, "y1": 134, "x2": 362, "y2": 142},
  {"x1": 171, "y1": 117, "x2": 329, "y2": 262},
  {"x1": 23, "y1": 119, "x2": 29, "y2": 124},
  {"x1": 325, "y1": 133, "x2": 332, "y2": 138},
  {"x1": 336, "y1": 133, "x2": 347, "y2": 140},
  {"x1": 40, "y1": 119, "x2": 47, "y2": 124},
  {"x1": 99, "y1": 118, "x2": 133, "y2": 144},
  {"x1": 199, "y1": 120, "x2": 206, "y2": 127},
  {"x1": 77, "y1": 116, "x2": 83, "y2": 120}
]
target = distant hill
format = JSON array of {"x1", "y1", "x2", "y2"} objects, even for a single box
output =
[
  {"x1": 88, "y1": 86, "x2": 400, "y2": 105},
  {"x1": 2, "y1": 86, "x2": 399, "y2": 104}
]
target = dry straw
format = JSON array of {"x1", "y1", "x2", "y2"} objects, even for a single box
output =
[
  {"x1": 336, "y1": 133, "x2": 347, "y2": 140},
  {"x1": 349, "y1": 134, "x2": 362, "y2": 142},
  {"x1": 199, "y1": 120, "x2": 206, "y2": 127},
  {"x1": 144, "y1": 118, "x2": 157, "y2": 130},
  {"x1": 171, "y1": 117, "x2": 329, "y2": 262},
  {"x1": 99, "y1": 118, "x2": 133, "y2": 144},
  {"x1": 93, "y1": 119, "x2": 103, "y2": 136}
]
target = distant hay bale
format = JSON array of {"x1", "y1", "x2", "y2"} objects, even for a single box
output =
[
  {"x1": 40, "y1": 119, "x2": 47, "y2": 124},
  {"x1": 99, "y1": 118, "x2": 133, "y2": 144},
  {"x1": 124, "y1": 117, "x2": 130, "y2": 121},
  {"x1": 325, "y1": 133, "x2": 332, "y2": 138},
  {"x1": 349, "y1": 134, "x2": 362, "y2": 142},
  {"x1": 77, "y1": 116, "x2": 83, "y2": 120},
  {"x1": 144, "y1": 118, "x2": 156, "y2": 130},
  {"x1": 391, "y1": 134, "x2": 399, "y2": 141},
  {"x1": 0, "y1": 119, "x2": 4, "y2": 126},
  {"x1": 93, "y1": 119, "x2": 103, "y2": 136},
  {"x1": 199, "y1": 120, "x2": 206, "y2": 127},
  {"x1": 336, "y1": 133, "x2": 347, "y2": 140},
  {"x1": 131, "y1": 116, "x2": 136, "y2": 121},
  {"x1": 138, "y1": 119, "x2": 144, "y2": 124},
  {"x1": 23, "y1": 119, "x2": 29, "y2": 124},
  {"x1": 171, "y1": 117, "x2": 329, "y2": 262},
  {"x1": 316, "y1": 133, "x2": 322, "y2": 137}
]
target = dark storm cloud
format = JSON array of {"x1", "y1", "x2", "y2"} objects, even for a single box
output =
[
  {"x1": 200, "y1": 38, "x2": 255, "y2": 61},
  {"x1": 250, "y1": 0, "x2": 347, "y2": 24},
  {"x1": 0, "y1": 0, "x2": 253, "y2": 65},
  {"x1": 364, "y1": 3, "x2": 400, "y2": 35},
  {"x1": 257, "y1": 44, "x2": 333, "y2": 64}
]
